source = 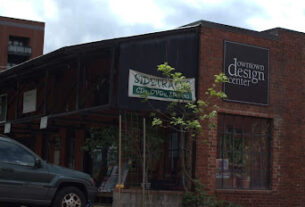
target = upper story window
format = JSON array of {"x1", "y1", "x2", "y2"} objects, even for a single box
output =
[
  {"x1": 7, "y1": 36, "x2": 32, "y2": 60},
  {"x1": 8, "y1": 36, "x2": 29, "y2": 47},
  {"x1": 216, "y1": 113, "x2": 271, "y2": 189}
]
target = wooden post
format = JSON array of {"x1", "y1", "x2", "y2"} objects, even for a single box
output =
[
  {"x1": 36, "y1": 133, "x2": 43, "y2": 156},
  {"x1": 59, "y1": 128, "x2": 67, "y2": 166},
  {"x1": 43, "y1": 70, "x2": 49, "y2": 115},
  {"x1": 15, "y1": 80, "x2": 19, "y2": 119},
  {"x1": 142, "y1": 117, "x2": 146, "y2": 207},
  {"x1": 49, "y1": 135, "x2": 55, "y2": 164},
  {"x1": 76, "y1": 57, "x2": 81, "y2": 110},
  {"x1": 118, "y1": 114, "x2": 122, "y2": 206},
  {"x1": 75, "y1": 129, "x2": 84, "y2": 170}
]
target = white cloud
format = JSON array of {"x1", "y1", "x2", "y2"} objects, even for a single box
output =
[
  {"x1": 108, "y1": 0, "x2": 165, "y2": 28},
  {"x1": 43, "y1": 0, "x2": 58, "y2": 20},
  {"x1": 0, "y1": 0, "x2": 43, "y2": 21},
  {"x1": 247, "y1": 0, "x2": 305, "y2": 32},
  {"x1": 1, "y1": 0, "x2": 305, "y2": 53}
]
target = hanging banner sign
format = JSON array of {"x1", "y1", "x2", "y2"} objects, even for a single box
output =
[
  {"x1": 223, "y1": 41, "x2": 269, "y2": 105},
  {"x1": 128, "y1": 69, "x2": 196, "y2": 102}
]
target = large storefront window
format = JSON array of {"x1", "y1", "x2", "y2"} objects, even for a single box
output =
[{"x1": 216, "y1": 113, "x2": 271, "y2": 189}]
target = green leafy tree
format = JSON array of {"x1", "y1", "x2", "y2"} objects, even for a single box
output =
[
  {"x1": 150, "y1": 62, "x2": 227, "y2": 134},
  {"x1": 142, "y1": 63, "x2": 242, "y2": 207},
  {"x1": 142, "y1": 62, "x2": 227, "y2": 189}
]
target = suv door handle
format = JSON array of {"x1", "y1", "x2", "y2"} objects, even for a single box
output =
[{"x1": 1, "y1": 168, "x2": 14, "y2": 173}]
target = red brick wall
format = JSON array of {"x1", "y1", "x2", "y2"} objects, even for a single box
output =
[
  {"x1": 197, "y1": 26, "x2": 304, "y2": 206},
  {"x1": 0, "y1": 16, "x2": 44, "y2": 71}
]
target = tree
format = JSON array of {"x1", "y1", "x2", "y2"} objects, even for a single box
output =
[
  {"x1": 142, "y1": 63, "x2": 242, "y2": 206},
  {"x1": 142, "y1": 62, "x2": 227, "y2": 190}
]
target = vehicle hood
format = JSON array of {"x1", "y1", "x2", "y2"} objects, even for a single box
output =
[{"x1": 46, "y1": 163, "x2": 91, "y2": 183}]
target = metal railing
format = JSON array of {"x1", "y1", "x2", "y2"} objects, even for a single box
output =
[{"x1": 7, "y1": 45, "x2": 32, "y2": 56}]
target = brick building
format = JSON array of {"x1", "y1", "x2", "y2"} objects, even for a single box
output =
[
  {"x1": 0, "y1": 20, "x2": 304, "y2": 206},
  {"x1": 193, "y1": 20, "x2": 304, "y2": 206},
  {"x1": 0, "y1": 16, "x2": 44, "y2": 71}
]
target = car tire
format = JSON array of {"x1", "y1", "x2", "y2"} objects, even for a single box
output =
[{"x1": 52, "y1": 186, "x2": 86, "y2": 207}]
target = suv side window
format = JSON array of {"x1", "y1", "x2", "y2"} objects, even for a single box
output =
[{"x1": 0, "y1": 140, "x2": 35, "y2": 166}]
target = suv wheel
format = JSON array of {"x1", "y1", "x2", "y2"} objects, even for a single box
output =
[{"x1": 52, "y1": 187, "x2": 86, "y2": 207}]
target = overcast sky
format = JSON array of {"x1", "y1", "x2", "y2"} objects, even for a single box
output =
[{"x1": 1, "y1": 0, "x2": 305, "y2": 53}]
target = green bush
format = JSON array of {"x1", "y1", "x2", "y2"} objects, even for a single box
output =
[{"x1": 182, "y1": 181, "x2": 242, "y2": 207}]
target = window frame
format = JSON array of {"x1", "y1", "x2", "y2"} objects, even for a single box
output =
[
  {"x1": 169, "y1": 132, "x2": 180, "y2": 172},
  {"x1": 216, "y1": 113, "x2": 272, "y2": 190}
]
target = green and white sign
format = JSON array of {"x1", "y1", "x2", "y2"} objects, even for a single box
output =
[{"x1": 128, "y1": 69, "x2": 196, "y2": 102}]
